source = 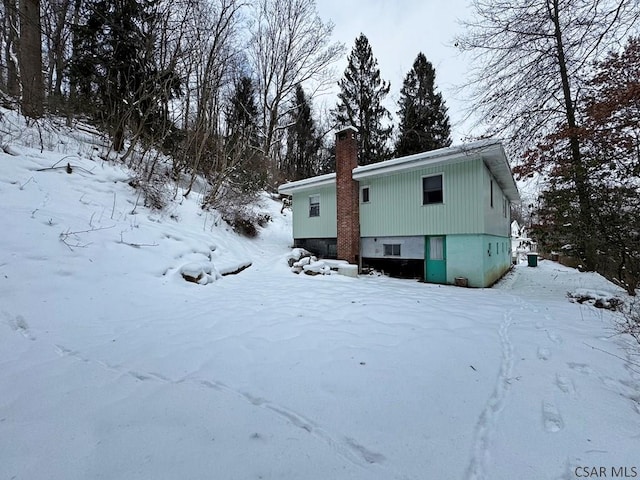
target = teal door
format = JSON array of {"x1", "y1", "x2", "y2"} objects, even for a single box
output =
[{"x1": 425, "y1": 236, "x2": 447, "y2": 284}]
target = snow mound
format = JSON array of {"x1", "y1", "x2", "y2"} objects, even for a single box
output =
[
  {"x1": 179, "y1": 262, "x2": 221, "y2": 284},
  {"x1": 567, "y1": 288, "x2": 624, "y2": 310}
]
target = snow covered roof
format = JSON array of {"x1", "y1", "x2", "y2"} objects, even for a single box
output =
[
  {"x1": 278, "y1": 172, "x2": 336, "y2": 195},
  {"x1": 278, "y1": 139, "x2": 520, "y2": 203}
]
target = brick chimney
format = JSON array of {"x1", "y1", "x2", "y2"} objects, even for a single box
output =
[{"x1": 335, "y1": 126, "x2": 360, "y2": 265}]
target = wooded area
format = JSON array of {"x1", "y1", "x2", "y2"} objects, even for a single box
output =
[{"x1": 1, "y1": 0, "x2": 637, "y2": 295}]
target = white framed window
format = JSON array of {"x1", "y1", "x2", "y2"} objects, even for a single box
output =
[
  {"x1": 361, "y1": 185, "x2": 370, "y2": 203},
  {"x1": 383, "y1": 244, "x2": 401, "y2": 256},
  {"x1": 422, "y1": 174, "x2": 443, "y2": 205},
  {"x1": 309, "y1": 194, "x2": 320, "y2": 217}
]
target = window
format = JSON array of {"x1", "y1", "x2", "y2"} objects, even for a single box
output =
[
  {"x1": 422, "y1": 174, "x2": 443, "y2": 205},
  {"x1": 503, "y1": 198, "x2": 507, "y2": 218},
  {"x1": 309, "y1": 194, "x2": 320, "y2": 217},
  {"x1": 383, "y1": 244, "x2": 401, "y2": 256},
  {"x1": 429, "y1": 237, "x2": 444, "y2": 260},
  {"x1": 361, "y1": 186, "x2": 370, "y2": 203},
  {"x1": 490, "y1": 180, "x2": 494, "y2": 208}
]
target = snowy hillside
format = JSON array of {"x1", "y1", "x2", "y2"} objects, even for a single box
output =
[{"x1": 1, "y1": 111, "x2": 639, "y2": 480}]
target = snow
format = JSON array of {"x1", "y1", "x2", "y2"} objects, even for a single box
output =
[{"x1": 1, "y1": 109, "x2": 639, "y2": 480}]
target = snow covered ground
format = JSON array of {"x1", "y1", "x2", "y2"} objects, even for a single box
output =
[{"x1": 1, "y1": 111, "x2": 639, "y2": 480}]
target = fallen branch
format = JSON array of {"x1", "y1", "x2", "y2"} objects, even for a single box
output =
[
  {"x1": 119, "y1": 232, "x2": 158, "y2": 248},
  {"x1": 583, "y1": 342, "x2": 640, "y2": 374},
  {"x1": 59, "y1": 225, "x2": 115, "y2": 251},
  {"x1": 36, "y1": 163, "x2": 94, "y2": 175}
]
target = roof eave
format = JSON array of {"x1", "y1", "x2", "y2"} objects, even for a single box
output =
[{"x1": 278, "y1": 173, "x2": 336, "y2": 195}]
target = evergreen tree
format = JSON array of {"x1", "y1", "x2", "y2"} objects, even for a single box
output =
[
  {"x1": 334, "y1": 33, "x2": 392, "y2": 165},
  {"x1": 70, "y1": 0, "x2": 164, "y2": 151},
  {"x1": 283, "y1": 84, "x2": 323, "y2": 180},
  {"x1": 395, "y1": 52, "x2": 451, "y2": 156},
  {"x1": 224, "y1": 75, "x2": 266, "y2": 193},
  {"x1": 226, "y1": 76, "x2": 259, "y2": 151}
]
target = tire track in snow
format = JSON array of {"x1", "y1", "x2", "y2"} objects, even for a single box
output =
[{"x1": 465, "y1": 308, "x2": 515, "y2": 480}]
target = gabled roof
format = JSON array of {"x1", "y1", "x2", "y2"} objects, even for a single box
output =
[{"x1": 278, "y1": 139, "x2": 520, "y2": 202}]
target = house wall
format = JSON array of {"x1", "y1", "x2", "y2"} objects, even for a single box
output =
[
  {"x1": 445, "y1": 234, "x2": 512, "y2": 287},
  {"x1": 291, "y1": 184, "x2": 337, "y2": 239},
  {"x1": 481, "y1": 234, "x2": 512, "y2": 286},
  {"x1": 482, "y1": 164, "x2": 512, "y2": 237},
  {"x1": 361, "y1": 236, "x2": 425, "y2": 259},
  {"x1": 359, "y1": 158, "x2": 485, "y2": 237}
]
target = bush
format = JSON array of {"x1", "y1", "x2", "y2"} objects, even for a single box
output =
[
  {"x1": 203, "y1": 186, "x2": 271, "y2": 238},
  {"x1": 618, "y1": 300, "x2": 640, "y2": 346},
  {"x1": 221, "y1": 208, "x2": 271, "y2": 237}
]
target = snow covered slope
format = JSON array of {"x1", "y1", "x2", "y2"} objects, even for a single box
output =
[{"x1": 1, "y1": 111, "x2": 638, "y2": 480}]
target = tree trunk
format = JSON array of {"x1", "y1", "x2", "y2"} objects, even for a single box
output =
[
  {"x1": 3, "y1": 0, "x2": 19, "y2": 96},
  {"x1": 19, "y1": 0, "x2": 44, "y2": 118},
  {"x1": 549, "y1": 0, "x2": 596, "y2": 270}
]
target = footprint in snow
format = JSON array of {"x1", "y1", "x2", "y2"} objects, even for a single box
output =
[
  {"x1": 546, "y1": 330, "x2": 563, "y2": 345},
  {"x1": 555, "y1": 374, "x2": 576, "y2": 395},
  {"x1": 537, "y1": 347, "x2": 551, "y2": 360},
  {"x1": 542, "y1": 401, "x2": 564, "y2": 432},
  {"x1": 5, "y1": 313, "x2": 36, "y2": 341},
  {"x1": 567, "y1": 362, "x2": 593, "y2": 375}
]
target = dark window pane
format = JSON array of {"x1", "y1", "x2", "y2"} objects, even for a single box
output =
[
  {"x1": 383, "y1": 244, "x2": 401, "y2": 256},
  {"x1": 422, "y1": 175, "x2": 443, "y2": 204},
  {"x1": 309, "y1": 195, "x2": 320, "y2": 217}
]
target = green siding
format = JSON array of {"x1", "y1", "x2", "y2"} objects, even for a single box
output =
[
  {"x1": 445, "y1": 234, "x2": 512, "y2": 287},
  {"x1": 481, "y1": 234, "x2": 512, "y2": 286},
  {"x1": 483, "y1": 166, "x2": 511, "y2": 237},
  {"x1": 292, "y1": 185, "x2": 337, "y2": 238},
  {"x1": 360, "y1": 158, "x2": 484, "y2": 237}
]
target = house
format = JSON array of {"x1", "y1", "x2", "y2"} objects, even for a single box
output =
[{"x1": 278, "y1": 127, "x2": 520, "y2": 287}]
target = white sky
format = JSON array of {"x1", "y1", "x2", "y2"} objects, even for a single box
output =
[{"x1": 316, "y1": 0, "x2": 475, "y2": 142}]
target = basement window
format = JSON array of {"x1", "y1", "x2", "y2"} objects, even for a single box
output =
[
  {"x1": 422, "y1": 174, "x2": 443, "y2": 205},
  {"x1": 383, "y1": 244, "x2": 401, "y2": 256},
  {"x1": 309, "y1": 194, "x2": 320, "y2": 217}
]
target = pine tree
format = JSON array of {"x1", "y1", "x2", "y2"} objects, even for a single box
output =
[
  {"x1": 226, "y1": 76, "x2": 259, "y2": 151},
  {"x1": 334, "y1": 33, "x2": 392, "y2": 165},
  {"x1": 70, "y1": 0, "x2": 160, "y2": 150},
  {"x1": 283, "y1": 84, "x2": 322, "y2": 180},
  {"x1": 224, "y1": 75, "x2": 267, "y2": 194},
  {"x1": 395, "y1": 52, "x2": 451, "y2": 156}
]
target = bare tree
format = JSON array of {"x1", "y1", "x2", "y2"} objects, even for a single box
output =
[
  {"x1": 179, "y1": 0, "x2": 246, "y2": 196},
  {"x1": 19, "y1": 0, "x2": 44, "y2": 117},
  {"x1": 455, "y1": 0, "x2": 640, "y2": 270},
  {"x1": 41, "y1": 0, "x2": 74, "y2": 110},
  {"x1": 1, "y1": 0, "x2": 20, "y2": 97},
  {"x1": 248, "y1": 0, "x2": 344, "y2": 166}
]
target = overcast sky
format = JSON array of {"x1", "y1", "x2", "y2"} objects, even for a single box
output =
[{"x1": 315, "y1": 0, "x2": 475, "y2": 142}]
